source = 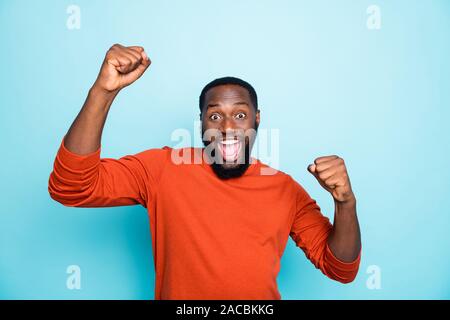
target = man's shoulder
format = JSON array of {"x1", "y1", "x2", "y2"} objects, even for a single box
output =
[
  {"x1": 135, "y1": 146, "x2": 202, "y2": 165},
  {"x1": 256, "y1": 160, "x2": 308, "y2": 192},
  {"x1": 134, "y1": 145, "x2": 173, "y2": 159},
  {"x1": 256, "y1": 159, "x2": 292, "y2": 180}
]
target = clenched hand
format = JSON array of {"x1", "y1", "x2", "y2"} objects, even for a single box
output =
[
  {"x1": 93, "y1": 44, "x2": 151, "y2": 93},
  {"x1": 308, "y1": 156, "x2": 355, "y2": 203}
]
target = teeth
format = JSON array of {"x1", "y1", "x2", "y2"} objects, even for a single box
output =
[{"x1": 220, "y1": 140, "x2": 239, "y2": 145}]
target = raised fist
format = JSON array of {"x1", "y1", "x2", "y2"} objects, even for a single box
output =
[
  {"x1": 308, "y1": 155, "x2": 355, "y2": 203},
  {"x1": 93, "y1": 44, "x2": 151, "y2": 92}
]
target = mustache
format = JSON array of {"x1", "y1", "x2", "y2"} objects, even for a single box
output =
[
  {"x1": 201, "y1": 125, "x2": 258, "y2": 145},
  {"x1": 202, "y1": 135, "x2": 250, "y2": 146}
]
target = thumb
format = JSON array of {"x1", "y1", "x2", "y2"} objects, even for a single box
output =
[{"x1": 307, "y1": 164, "x2": 317, "y2": 175}]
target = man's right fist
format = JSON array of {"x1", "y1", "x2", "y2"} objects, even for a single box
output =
[{"x1": 93, "y1": 44, "x2": 151, "y2": 93}]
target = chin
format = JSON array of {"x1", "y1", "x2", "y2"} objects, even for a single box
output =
[
  {"x1": 211, "y1": 162, "x2": 250, "y2": 180},
  {"x1": 209, "y1": 145, "x2": 252, "y2": 180},
  {"x1": 221, "y1": 162, "x2": 240, "y2": 169}
]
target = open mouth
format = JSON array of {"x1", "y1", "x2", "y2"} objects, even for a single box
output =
[{"x1": 216, "y1": 139, "x2": 242, "y2": 162}]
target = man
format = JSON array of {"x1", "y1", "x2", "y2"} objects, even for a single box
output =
[{"x1": 48, "y1": 44, "x2": 361, "y2": 300}]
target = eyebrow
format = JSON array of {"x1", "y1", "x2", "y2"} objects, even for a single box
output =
[{"x1": 206, "y1": 101, "x2": 249, "y2": 109}]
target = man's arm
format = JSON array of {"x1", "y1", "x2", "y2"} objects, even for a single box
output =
[
  {"x1": 48, "y1": 44, "x2": 159, "y2": 208},
  {"x1": 65, "y1": 44, "x2": 151, "y2": 154},
  {"x1": 308, "y1": 156, "x2": 361, "y2": 262}
]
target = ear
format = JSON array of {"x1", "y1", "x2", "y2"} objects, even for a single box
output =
[
  {"x1": 255, "y1": 109, "x2": 260, "y2": 127},
  {"x1": 199, "y1": 119, "x2": 203, "y2": 139}
]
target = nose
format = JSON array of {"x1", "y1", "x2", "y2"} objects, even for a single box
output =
[{"x1": 221, "y1": 116, "x2": 235, "y2": 133}]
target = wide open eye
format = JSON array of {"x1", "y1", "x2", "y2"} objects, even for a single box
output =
[
  {"x1": 209, "y1": 113, "x2": 222, "y2": 121},
  {"x1": 235, "y1": 112, "x2": 246, "y2": 120}
]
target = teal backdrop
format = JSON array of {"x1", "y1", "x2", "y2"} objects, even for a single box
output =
[{"x1": 0, "y1": 0, "x2": 449, "y2": 299}]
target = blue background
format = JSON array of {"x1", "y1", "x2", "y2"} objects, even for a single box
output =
[{"x1": 1, "y1": 0, "x2": 449, "y2": 299}]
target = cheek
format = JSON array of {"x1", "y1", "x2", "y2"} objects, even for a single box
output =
[
  {"x1": 244, "y1": 118, "x2": 258, "y2": 130},
  {"x1": 202, "y1": 118, "x2": 217, "y2": 129},
  {"x1": 236, "y1": 116, "x2": 255, "y2": 128},
  {"x1": 203, "y1": 122, "x2": 221, "y2": 132}
]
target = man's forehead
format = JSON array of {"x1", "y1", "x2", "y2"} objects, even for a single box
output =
[{"x1": 205, "y1": 84, "x2": 251, "y2": 103}]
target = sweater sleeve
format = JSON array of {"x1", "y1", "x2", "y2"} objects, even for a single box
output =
[
  {"x1": 289, "y1": 182, "x2": 361, "y2": 284},
  {"x1": 48, "y1": 138, "x2": 170, "y2": 208}
]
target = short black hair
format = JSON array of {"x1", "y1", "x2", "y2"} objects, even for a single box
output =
[{"x1": 199, "y1": 76, "x2": 258, "y2": 114}]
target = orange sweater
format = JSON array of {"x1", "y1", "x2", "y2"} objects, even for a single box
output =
[{"x1": 48, "y1": 139, "x2": 361, "y2": 299}]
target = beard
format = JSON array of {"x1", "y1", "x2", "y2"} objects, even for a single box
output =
[
  {"x1": 208, "y1": 140, "x2": 251, "y2": 179},
  {"x1": 202, "y1": 123, "x2": 258, "y2": 180}
]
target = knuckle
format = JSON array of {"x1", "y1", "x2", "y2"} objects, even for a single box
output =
[
  {"x1": 105, "y1": 53, "x2": 115, "y2": 61},
  {"x1": 107, "y1": 45, "x2": 121, "y2": 56}
]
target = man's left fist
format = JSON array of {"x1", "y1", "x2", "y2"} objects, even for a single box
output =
[{"x1": 308, "y1": 155, "x2": 355, "y2": 203}]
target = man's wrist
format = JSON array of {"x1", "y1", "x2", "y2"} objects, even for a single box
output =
[
  {"x1": 334, "y1": 194, "x2": 357, "y2": 211},
  {"x1": 89, "y1": 83, "x2": 119, "y2": 101},
  {"x1": 85, "y1": 84, "x2": 119, "y2": 114}
]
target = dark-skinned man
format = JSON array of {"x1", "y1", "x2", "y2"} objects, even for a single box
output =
[{"x1": 49, "y1": 44, "x2": 361, "y2": 300}]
